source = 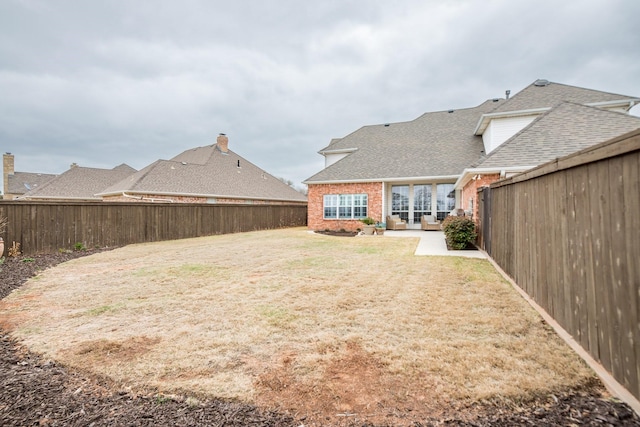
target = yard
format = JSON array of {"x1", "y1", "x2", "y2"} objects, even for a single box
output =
[{"x1": 0, "y1": 228, "x2": 609, "y2": 425}]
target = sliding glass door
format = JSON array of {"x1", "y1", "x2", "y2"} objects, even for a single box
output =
[
  {"x1": 391, "y1": 185, "x2": 409, "y2": 222},
  {"x1": 436, "y1": 184, "x2": 455, "y2": 221},
  {"x1": 413, "y1": 184, "x2": 432, "y2": 223}
]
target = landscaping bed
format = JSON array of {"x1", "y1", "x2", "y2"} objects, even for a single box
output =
[{"x1": 0, "y1": 235, "x2": 638, "y2": 426}]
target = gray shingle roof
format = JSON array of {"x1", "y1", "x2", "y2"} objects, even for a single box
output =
[
  {"x1": 476, "y1": 102, "x2": 640, "y2": 169},
  {"x1": 100, "y1": 145, "x2": 307, "y2": 203},
  {"x1": 304, "y1": 99, "x2": 505, "y2": 183},
  {"x1": 23, "y1": 164, "x2": 137, "y2": 200},
  {"x1": 489, "y1": 80, "x2": 639, "y2": 114},
  {"x1": 7, "y1": 172, "x2": 57, "y2": 195}
]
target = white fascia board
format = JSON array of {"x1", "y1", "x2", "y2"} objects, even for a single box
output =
[
  {"x1": 97, "y1": 190, "x2": 306, "y2": 203},
  {"x1": 586, "y1": 99, "x2": 640, "y2": 109},
  {"x1": 318, "y1": 147, "x2": 358, "y2": 155},
  {"x1": 20, "y1": 195, "x2": 101, "y2": 201},
  {"x1": 305, "y1": 175, "x2": 460, "y2": 185},
  {"x1": 454, "y1": 166, "x2": 534, "y2": 189},
  {"x1": 383, "y1": 174, "x2": 461, "y2": 183},
  {"x1": 473, "y1": 107, "x2": 550, "y2": 135}
]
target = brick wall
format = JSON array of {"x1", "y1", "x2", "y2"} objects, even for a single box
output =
[
  {"x1": 307, "y1": 182, "x2": 383, "y2": 231},
  {"x1": 461, "y1": 173, "x2": 500, "y2": 221}
]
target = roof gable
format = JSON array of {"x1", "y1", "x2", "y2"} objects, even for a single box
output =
[
  {"x1": 475, "y1": 102, "x2": 640, "y2": 169},
  {"x1": 490, "y1": 80, "x2": 639, "y2": 114},
  {"x1": 474, "y1": 80, "x2": 639, "y2": 135}
]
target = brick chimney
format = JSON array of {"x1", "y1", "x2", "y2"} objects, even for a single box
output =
[
  {"x1": 3, "y1": 153, "x2": 14, "y2": 198},
  {"x1": 217, "y1": 133, "x2": 229, "y2": 153}
]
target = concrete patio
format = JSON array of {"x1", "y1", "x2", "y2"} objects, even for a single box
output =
[{"x1": 382, "y1": 230, "x2": 486, "y2": 258}]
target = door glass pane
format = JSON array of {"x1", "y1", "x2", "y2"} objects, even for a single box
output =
[
  {"x1": 436, "y1": 184, "x2": 455, "y2": 221},
  {"x1": 391, "y1": 185, "x2": 409, "y2": 222},
  {"x1": 413, "y1": 184, "x2": 432, "y2": 223}
]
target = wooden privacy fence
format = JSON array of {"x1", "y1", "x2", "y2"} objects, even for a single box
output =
[
  {"x1": 484, "y1": 129, "x2": 640, "y2": 403},
  {"x1": 0, "y1": 202, "x2": 307, "y2": 256}
]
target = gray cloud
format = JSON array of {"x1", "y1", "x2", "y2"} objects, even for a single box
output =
[{"x1": 1, "y1": 0, "x2": 639, "y2": 188}]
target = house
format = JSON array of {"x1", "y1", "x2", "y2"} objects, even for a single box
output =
[
  {"x1": 97, "y1": 134, "x2": 308, "y2": 205},
  {"x1": 304, "y1": 80, "x2": 639, "y2": 231},
  {"x1": 20, "y1": 163, "x2": 137, "y2": 201},
  {"x1": 2, "y1": 153, "x2": 57, "y2": 200}
]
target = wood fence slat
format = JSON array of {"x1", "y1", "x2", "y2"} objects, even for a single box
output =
[
  {"x1": 607, "y1": 156, "x2": 633, "y2": 390},
  {"x1": 584, "y1": 162, "x2": 601, "y2": 360},
  {"x1": 621, "y1": 152, "x2": 640, "y2": 398}
]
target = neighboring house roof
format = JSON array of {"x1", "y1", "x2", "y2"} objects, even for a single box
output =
[
  {"x1": 99, "y1": 144, "x2": 308, "y2": 203},
  {"x1": 475, "y1": 102, "x2": 640, "y2": 170},
  {"x1": 304, "y1": 99, "x2": 505, "y2": 183},
  {"x1": 22, "y1": 164, "x2": 137, "y2": 200},
  {"x1": 7, "y1": 172, "x2": 57, "y2": 195}
]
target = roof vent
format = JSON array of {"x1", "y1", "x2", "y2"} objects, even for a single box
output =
[
  {"x1": 448, "y1": 110, "x2": 454, "y2": 113},
  {"x1": 505, "y1": 89, "x2": 511, "y2": 99},
  {"x1": 534, "y1": 79, "x2": 550, "y2": 87},
  {"x1": 492, "y1": 98, "x2": 499, "y2": 102},
  {"x1": 384, "y1": 123, "x2": 390, "y2": 127},
  {"x1": 181, "y1": 162, "x2": 187, "y2": 165}
]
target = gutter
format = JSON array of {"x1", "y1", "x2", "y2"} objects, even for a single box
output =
[
  {"x1": 586, "y1": 98, "x2": 640, "y2": 109},
  {"x1": 99, "y1": 190, "x2": 306, "y2": 203},
  {"x1": 121, "y1": 192, "x2": 174, "y2": 203},
  {"x1": 454, "y1": 166, "x2": 535, "y2": 190},
  {"x1": 304, "y1": 175, "x2": 462, "y2": 185}
]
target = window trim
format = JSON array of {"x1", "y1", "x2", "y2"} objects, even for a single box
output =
[{"x1": 323, "y1": 193, "x2": 368, "y2": 220}]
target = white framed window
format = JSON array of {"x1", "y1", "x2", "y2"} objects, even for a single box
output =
[{"x1": 323, "y1": 193, "x2": 368, "y2": 219}]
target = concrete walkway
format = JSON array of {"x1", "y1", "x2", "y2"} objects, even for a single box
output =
[{"x1": 383, "y1": 230, "x2": 486, "y2": 258}]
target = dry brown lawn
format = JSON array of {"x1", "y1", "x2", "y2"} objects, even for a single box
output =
[{"x1": 0, "y1": 228, "x2": 596, "y2": 425}]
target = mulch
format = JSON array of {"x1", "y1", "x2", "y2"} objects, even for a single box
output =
[{"x1": 1, "y1": 250, "x2": 639, "y2": 426}]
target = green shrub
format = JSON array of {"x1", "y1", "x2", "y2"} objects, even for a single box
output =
[
  {"x1": 360, "y1": 217, "x2": 375, "y2": 225},
  {"x1": 442, "y1": 216, "x2": 477, "y2": 250}
]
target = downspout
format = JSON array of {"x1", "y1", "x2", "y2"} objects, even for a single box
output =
[{"x1": 121, "y1": 192, "x2": 174, "y2": 203}]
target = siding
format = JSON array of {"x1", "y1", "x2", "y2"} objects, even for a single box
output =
[{"x1": 484, "y1": 115, "x2": 537, "y2": 154}]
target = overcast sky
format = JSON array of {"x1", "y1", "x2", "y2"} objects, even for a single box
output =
[{"x1": 1, "y1": 0, "x2": 639, "y2": 189}]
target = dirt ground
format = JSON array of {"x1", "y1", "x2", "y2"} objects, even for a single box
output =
[{"x1": 1, "y1": 250, "x2": 639, "y2": 426}]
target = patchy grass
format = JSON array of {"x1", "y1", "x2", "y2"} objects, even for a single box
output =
[{"x1": 0, "y1": 228, "x2": 596, "y2": 425}]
